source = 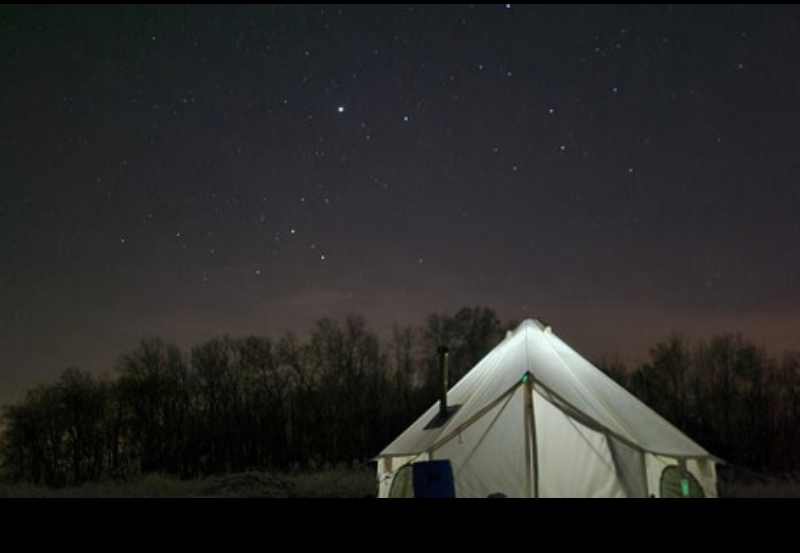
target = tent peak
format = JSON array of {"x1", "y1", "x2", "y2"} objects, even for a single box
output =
[{"x1": 517, "y1": 318, "x2": 551, "y2": 333}]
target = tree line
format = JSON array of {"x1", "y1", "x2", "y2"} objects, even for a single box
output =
[
  {"x1": 602, "y1": 334, "x2": 800, "y2": 474},
  {"x1": 1, "y1": 307, "x2": 798, "y2": 487}
]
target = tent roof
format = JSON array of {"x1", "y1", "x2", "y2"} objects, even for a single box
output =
[{"x1": 378, "y1": 319, "x2": 714, "y2": 460}]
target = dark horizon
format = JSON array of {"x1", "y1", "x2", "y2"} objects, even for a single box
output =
[
  {"x1": 4, "y1": 302, "x2": 797, "y2": 408},
  {"x1": 2, "y1": 4, "x2": 799, "y2": 407}
]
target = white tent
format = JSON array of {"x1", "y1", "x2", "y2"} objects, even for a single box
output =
[{"x1": 376, "y1": 319, "x2": 721, "y2": 498}]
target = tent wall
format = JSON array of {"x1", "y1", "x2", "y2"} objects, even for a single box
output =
[
  {"x1": 431, "y1": 385, "x2": 528, "y2": 498},
  {"x1": 533, "y1": 387, "x2": 627, "y2": 498},
  {"x1": 377, "y1": 387, "x2": 719, "y2": 498}
]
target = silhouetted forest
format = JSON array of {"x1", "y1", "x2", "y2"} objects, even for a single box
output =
[{"x1": 1, "y1": 307, "x2": 798, "y2": 487}]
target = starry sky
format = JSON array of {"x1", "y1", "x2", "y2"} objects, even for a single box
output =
[{"x1": 2, "y1": 4, "x2": 799, "y2": 405}]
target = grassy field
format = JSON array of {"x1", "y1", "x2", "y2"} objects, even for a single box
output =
[
  {"x1": 719, "y1": 479, "x2": 800, "y2": 497},
  {"x1": 2, "y1": 467, "x2": 799, "y2": 497},
  {"x1": 717, "y1": 469, "x2": 800, "y2": 498},
  {"x1": 0, "y1": 466, "x2": 378, "y2": 498}
]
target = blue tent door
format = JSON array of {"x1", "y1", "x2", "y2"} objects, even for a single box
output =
[{"x1": 412, "y1": 460, "x2": 456, "y2": 498}]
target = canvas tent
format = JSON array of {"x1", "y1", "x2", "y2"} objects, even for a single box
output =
[{"x1": 375, "y1": 319, "x2": 721, "y2": 498}]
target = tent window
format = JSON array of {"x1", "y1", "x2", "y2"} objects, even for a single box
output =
[
  {"x1": 659, "y1": 465, "x2": 705, "y2": 498},
  {"x1": 388, "y1": 464, "x2": 415, "y2": 498}
]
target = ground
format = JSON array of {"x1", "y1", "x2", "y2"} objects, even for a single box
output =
[
  {"x1": 0, "y1": 466, "x2": 378, "y2": 498},
  {"x1": 1, "y1": 467, "x2": 799, "y2": 497},
  {"x1": 717, "y1": 467, "x2": 800, "y2": 498}
]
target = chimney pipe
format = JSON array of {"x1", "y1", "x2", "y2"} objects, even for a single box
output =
[{"x1": 437, "y1": 345, "x2": 449, "y2": 420}]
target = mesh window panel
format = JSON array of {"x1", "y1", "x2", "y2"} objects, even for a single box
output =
[{"x1": 659, "y1": 466, "x2": 705, "y2": 498}]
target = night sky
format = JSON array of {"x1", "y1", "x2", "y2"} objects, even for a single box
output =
[{"x1": 2, "y1": 4, "x2": 799, "y2": 406}]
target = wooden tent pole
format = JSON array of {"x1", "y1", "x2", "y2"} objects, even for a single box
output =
[
  {"x1": 523, "y1": 373, "x2": 539, "y2": 498},
  {"x1": 523, "y1": 375, "x2": 532, "y2": 498}
]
